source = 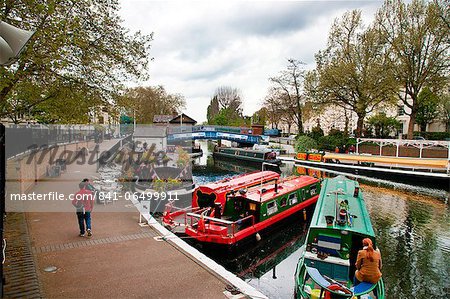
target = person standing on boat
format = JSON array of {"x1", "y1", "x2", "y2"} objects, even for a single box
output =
[
  {"x1": 354, "y1": 238, "x2": 382, "y2": 285},
  {"x1": 72, "y1": 181, "x2": 95, "y2": 237}
]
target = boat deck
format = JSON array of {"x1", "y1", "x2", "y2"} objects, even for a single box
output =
[{"x1": 323, "y1": 153, "x2": 449, "y2": 169}]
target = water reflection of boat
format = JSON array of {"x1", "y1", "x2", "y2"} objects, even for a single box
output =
[
  {"x1": 294, "y1": 165, "x2": 329, "y2": 179},
  {"x1": 295, "y1": 175, "x2": 385, "y2": 299},
  {"x1": 214, "y1": 158, "x2": 265, "y2": 173},
  {"x1": 163, "y1": 171, "x2": 321, "y2": 246},
  {"x1": 201, "y1": 210, "x2": 311, "y2": 279}
]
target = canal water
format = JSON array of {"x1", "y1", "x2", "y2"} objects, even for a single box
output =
[{"x1": 190, "y1": 141, "x2": 449, "y2": 299}]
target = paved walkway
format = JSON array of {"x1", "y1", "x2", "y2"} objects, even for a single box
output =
[{"x1": 4, "y1": 140, "x2": 228, "y2": 298}]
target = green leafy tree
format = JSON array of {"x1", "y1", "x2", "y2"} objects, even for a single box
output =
[
  {"x1": 308, "y1": 120, "x2": 324, "y2": 140},
  {"x1": 440, "y1": 92, "x2": 450, "y2": 133},
  {"x1": 0, "y1": 0, "x2": 152, "y2": 123},
  {"x1": 367, "y1": 112, "x2": 401, "y2": 138},
  {"x1": 252, "y1": 107, "x2": 267, "y2": 125},
  {"x1": 119, "y1": 86, "x2": 185, "y2": 124},
  {"x1": 306, "y1": 10, "x2": 397, "y2": 137},
  {"x1": 376, "y1": 0, "x2": 450, "y2": 139},
  {"x1": 415, "y1": 87, "x2": 441, "y2": 132}
]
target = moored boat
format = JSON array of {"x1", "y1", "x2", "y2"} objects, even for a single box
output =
[
  {"x1": 162, "y1": 171, "x2": 320, "y2": 245},
  {"x1": 294, "y1": 175, "x2": 385, "y2": 299},
  {"x1": 294, "y1": 151, "x2": 449, "y2": 190},
  {"x1": 213, "y1": 146, "x2": 282, "y2": 165}
]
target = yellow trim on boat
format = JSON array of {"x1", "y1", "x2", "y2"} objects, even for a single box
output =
[{"x1": 323, "y1": 153, "x2": 449, "y2": 168}]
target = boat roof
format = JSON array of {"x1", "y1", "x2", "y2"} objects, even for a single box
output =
[
  {"x1": 243, "y1": 175, "x2": 319, "y2": 203},
  {"x1": 219, "y1": 147, "x2": 273, "y2": 154},
  {"x1": 324, "y1": 153, "x2": 448, "y2": 168},
  {"x1": 309, "y1": 175, "x2": 375, "y2": 237},
  {"x1": 199, "y1": 171, "x2": 280, "y2": 194}
]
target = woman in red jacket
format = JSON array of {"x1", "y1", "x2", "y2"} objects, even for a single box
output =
[{"x1": 72, "y1": 181, "x2": 95, "y2": 237}]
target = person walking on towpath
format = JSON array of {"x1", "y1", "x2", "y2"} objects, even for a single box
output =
[{"x1": 72, "y1": 181, "x2": 95, "y2": 237}]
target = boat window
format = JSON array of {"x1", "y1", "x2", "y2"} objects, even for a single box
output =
[
  {"x1": 267, "y1": 201, "x2": 278, "y2": 215},
  {"x1": 310, "y1": 185, "x2": 317, "y2": 196},
  {"x1": 288, "y1": 193, "x2": 298, "y2": 205},
  {"x1": 280, "y1": 197, "x2": 287, "y2": 207}
]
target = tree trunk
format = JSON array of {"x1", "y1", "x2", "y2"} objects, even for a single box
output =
[
  {"x1": 297, "y1": 117, "x2": 303, "y2": 135},
  {"x1": 355, "y1": 114, "x2": 365, "y2": 137},
  {"x1": 407, "y1": 109, "x2": 417, "y2": 139},
  {"x1": 344, "y1": 109, "x2": 349, "y2": 136},
  {"x1": 420, "y1": 123, "x2": 426, "y2": 132}
]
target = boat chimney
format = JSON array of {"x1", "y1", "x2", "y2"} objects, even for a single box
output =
[
  {"x1": 325, "y1": 216, "x2": 334, "y2": 226},
  {"x1": 353, "y1": 187, "x2": 359, "y2": 197}
]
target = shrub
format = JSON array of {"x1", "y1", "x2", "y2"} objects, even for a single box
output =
[
  {"x1": 307, "y1": 125, "x2": 324, "y2": 140},
  {"x1": 413, "y1": 131, "x2": 450, "y2": 140},
  {"x1": 318, "y1": 135, "x2": 356, "y2": 151},
  {"x1": 295, "y1": 135, "x2": 318, "y2": 152}
]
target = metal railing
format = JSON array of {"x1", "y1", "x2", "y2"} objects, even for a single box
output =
[{"x1": 186, "y1": 211, "x2": 255, "y2": 236}]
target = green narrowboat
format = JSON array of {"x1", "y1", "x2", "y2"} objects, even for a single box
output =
[
  {"x1": 213, "y1": 147, "x2": 282, "y2": 165},
  {"x1": 294, "y1": 175, "x2": 385, "y2": 299}
]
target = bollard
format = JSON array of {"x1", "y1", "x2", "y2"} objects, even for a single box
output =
[{"x1": 303, "y1": 209, "x2": 307, "y2": 221}]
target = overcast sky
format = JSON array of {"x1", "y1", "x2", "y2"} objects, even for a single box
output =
[{"x1": 119, "y1": 0, "x2": 382, "y2": 123}]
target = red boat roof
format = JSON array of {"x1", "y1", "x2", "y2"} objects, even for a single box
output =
[
  {"x1": 244, "y1": 175, "x2": 319, "y2": 203},
  {"x1": 202, "y1": 171, "x2": 280, "y2": 193}
]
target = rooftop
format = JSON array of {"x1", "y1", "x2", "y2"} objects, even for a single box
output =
[{"x1": 309, "y1": 176, "x2": 375, "y2": 237}]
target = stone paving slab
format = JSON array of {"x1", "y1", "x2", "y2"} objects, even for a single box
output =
[{"x1": 31, "y1": 231, "x2": 155, "y2": 254}]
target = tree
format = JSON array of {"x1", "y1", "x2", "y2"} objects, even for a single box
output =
[
  {"x1": 206, "y1": 96, "x2": 219, "y2": 124},
  {"x1": 207, "y1": 86, "x2": 244, "y2": 125},
  {"x1": 415, "y1": 87, "x2": 441, "y2": 132},
  {"x1": 306, "y1": 10, "x2": 397, "y2": 137},
  {"x1": 263, "y1": 90, "x2": 283, "y2": 129},
  {"x1": 0, "y1": 0, "x2": 152, "y2": 123},
  {"x1": 440, "y1": 91, "x2": 450, "y2": 132},
  {"x1": 367, "y1": 112, "x2": 401, "y2": 138},
  {"x1": 252, "y1": 107, "x2": 267, "y2": 125},
  {"x1": 269, "y1": 59, "x2": 306, "y2": 134},
  {"x1": 120, "y1": 86, "x2": 185, "y2": 124},
  {"x1": 376, "y1": 0, "x2": 450, "y2": 139}
]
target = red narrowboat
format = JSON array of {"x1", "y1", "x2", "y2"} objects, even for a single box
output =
[{"x1": 163, "y1": 171, "x2": 321, "y2": 246}]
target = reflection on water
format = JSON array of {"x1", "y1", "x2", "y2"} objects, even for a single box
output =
[
  {"x1": 364, "y1": 186, "x2": 450, "y2": 298},
  {"x1": 190, "y1": 141, "x2": 449, "y2": 299}
]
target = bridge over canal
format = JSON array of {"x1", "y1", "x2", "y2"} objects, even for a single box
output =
[{"x1": 167, "y1": 125, "x2": 263, "y2": 145}]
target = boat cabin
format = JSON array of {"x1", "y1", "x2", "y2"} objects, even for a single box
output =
[{"x1": 222, "y1": 176, "x2": 320, "y2": 223}]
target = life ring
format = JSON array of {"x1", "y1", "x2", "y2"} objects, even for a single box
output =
[{"x1": 324, "y1": 283, "x2": 352, "y2": 299}]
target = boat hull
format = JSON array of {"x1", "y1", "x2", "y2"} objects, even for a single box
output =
[{"x1": 185, "y1": 195, "x2": 318, "y2": 246}]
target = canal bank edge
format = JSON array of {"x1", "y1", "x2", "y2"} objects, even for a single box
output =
[{"x1": 145, "y1": 215, "x2": 268, "y2": 299}]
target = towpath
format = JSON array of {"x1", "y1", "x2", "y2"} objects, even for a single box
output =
[{"x1": 4, "y1": 139, "x2": 228, "y2": 298}]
